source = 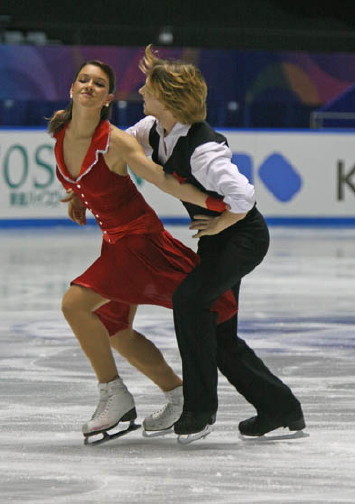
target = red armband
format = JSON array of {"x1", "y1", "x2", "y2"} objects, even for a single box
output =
[
  {"x1": 172, "y1": 171, "x2": 188, "y2": 184},
  {"x1": 206, "y1": 195, "x2": 227, "y2": 212}
]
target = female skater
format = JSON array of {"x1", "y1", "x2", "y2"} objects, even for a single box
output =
[{"x1": 49, "y1": 59, "x2": 236, "y2": 443}]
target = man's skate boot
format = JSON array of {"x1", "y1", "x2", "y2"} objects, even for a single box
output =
[
  {"x1": 239, "y1": 405, "x2": 305, "y2": 437},
  {"x1": 143, "y1": 385, "x2": 183, "y2": 437},
  {"x1": 174, "y1": 411, "x2": 216, "y2": 444},
  {"x1": 83, "y1": 377, "x2": 138, "y2": 444}
]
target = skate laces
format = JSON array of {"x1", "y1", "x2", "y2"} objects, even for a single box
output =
[
  {"x1": 91, "y1": 392, "x2": 114, "y2": 421},
  {"x1": 151, "y1": 402, "x2": 175, "y2": 419}
]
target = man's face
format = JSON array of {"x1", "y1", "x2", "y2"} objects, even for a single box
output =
[{"x1": 139, "y1": 79, "x2": 167, "y2": 118}]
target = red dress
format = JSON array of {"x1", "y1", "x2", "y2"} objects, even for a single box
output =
[{"x1": 54, "y1": 120, "x2": 237, "y2": 334}]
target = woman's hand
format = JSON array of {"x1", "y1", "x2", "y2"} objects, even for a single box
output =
[
  {"x1": 61, "y1": 189, "x2": 87, "y2": 225},
  {"x1": 189, "y1": 211, "x2": 247, "y2": 238}
]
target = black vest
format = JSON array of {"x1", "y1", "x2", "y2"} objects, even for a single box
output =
[{"x1": 149, "y1": 121, "x2": 227, "y2": 218}]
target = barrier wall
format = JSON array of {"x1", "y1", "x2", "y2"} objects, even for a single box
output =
[{"x1": 1, "y1": 128, "x2": 354, "y2": 227}]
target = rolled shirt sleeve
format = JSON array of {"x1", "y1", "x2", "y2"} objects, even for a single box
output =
[{"x1": 191, "y1": 141, "x2": 255, "y2": 214}]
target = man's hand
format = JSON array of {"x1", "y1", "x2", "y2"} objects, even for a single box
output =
[
  {"x1": 189, "y1": 211, "x2": 247, "y2": 238},
  {"x1": 61, "y1": 189, "x2": 87, "y2": 225}
]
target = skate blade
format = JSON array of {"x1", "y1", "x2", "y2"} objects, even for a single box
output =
[
  {"x1": 84, "y1": 421, "x2": 140, "y2": 446},
  {"x1": 142, "y1": 427, "x2": 174, "y2": 438},
  {"x1": 239, "y1": 429, "x2": 309, "y2": 442},
  {"x1": 177, "y1": 424, "x2": 214, "y2": 445}
]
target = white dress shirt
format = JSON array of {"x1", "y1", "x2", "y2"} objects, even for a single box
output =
[{"x1": 126, "y1": 116, "x2": 255, "y2": 214}]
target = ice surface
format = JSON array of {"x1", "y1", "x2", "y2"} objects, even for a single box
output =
[{"x1": 1, "y1": 225, "x2": 355, "y2": 503}]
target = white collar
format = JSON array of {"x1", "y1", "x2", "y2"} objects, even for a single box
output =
[{"x1": 155, "y1": 120, "x2": 191, "y2": 139}]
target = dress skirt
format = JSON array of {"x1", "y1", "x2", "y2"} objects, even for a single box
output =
[{"x1": 72, "y1": 230, "x2": 236, "y2": 335}]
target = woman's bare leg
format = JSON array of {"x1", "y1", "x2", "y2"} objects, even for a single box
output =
[
  {"x1": 61, "y1": 285, "x2": 118, "y2": 383},
  {"x1": 110, "y1": 305, "x2": 182, "y2": 392}
]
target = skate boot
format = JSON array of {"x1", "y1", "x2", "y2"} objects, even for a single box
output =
[
  {"x1": 174, "y1": 411, "x2": 216, "y2": 444},
  {"x1": 239, "y1": 405, "x2": 305, "y2": 437},
  {"x1": 143, "y1": 385, "x2": 183, "y2": 437},
  {"x1": 83, "y1": 377, "x2": 139, "y2": 445}
]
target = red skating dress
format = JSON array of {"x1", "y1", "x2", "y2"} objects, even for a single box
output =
[{"x1": 54, "y1": 120, "x2": 237, "y2": 334}]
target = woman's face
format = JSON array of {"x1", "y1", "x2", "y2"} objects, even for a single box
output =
[{"x1": 70, "y1": 64, "x2": 113, "y2": 110}]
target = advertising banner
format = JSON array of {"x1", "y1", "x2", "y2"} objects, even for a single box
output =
[
  {"x1": 227, "y1": 130, "x2": 355, "y2": 223},
  {"x1": 1, "y1": 128, "x2": 354, "y2": 226}
]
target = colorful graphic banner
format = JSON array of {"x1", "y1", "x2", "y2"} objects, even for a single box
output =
[{"x1": 2, "y1": 45, "x2": 355, "y2": 108}]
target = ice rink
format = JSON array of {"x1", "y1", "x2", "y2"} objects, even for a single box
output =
[{"x1": 1, "y1": 224, "x2": 355, "y2": 504}]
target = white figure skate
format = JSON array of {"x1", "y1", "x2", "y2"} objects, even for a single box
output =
[
  {"x1": 142, "y1": 385, "x2": 183, "y2": 437},
  {"x1": 83, "y1": 377, "x2": 139, "y2": 445}
]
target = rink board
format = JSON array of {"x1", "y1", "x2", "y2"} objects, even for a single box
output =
[{"x1": 0, "y1": 128, "x2": 354, "y2": 226}]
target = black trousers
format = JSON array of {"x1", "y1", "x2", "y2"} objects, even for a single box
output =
[{"x1": 172, "y1": 206, "x2": 301, "y2": 415}]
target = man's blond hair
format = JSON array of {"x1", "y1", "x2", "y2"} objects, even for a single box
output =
[{"x1": 139, "y1": 45, "x2": 207, "y2": 124}]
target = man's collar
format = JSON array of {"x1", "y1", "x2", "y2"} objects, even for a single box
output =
[{"x1": 155, "y1": 120, "x2": 191, "y2": 138}]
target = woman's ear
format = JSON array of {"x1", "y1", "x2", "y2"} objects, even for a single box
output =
[{"x1": 105, "y1": 93, "x2": 114, "y2": 107}]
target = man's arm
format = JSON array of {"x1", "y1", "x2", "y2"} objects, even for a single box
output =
[
  {"x1": 125, "y1": 116, "x2": 154, "y2": 156},
  {"x1": 183, "y1": 141, "x2": 256, "y2": 235},
  {"x1": 191, "y1": 142, "x2": 255, "y2": 214}
]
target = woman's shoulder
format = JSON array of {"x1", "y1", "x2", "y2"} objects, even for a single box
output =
[{"x1": 109, "y1": 123, "x2": 140, "y2": 151}]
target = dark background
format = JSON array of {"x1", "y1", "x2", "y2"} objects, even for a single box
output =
[
  {"x1": 2, "y1": 0, "x2": 355, "y2": 51},
  {"x1": 2, "y1": 1, "x2": 355, "y2": 128}
]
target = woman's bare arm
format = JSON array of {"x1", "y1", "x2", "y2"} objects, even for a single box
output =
[{"x1": 108, "y1": 129, "x2": 225, "y2": 211}]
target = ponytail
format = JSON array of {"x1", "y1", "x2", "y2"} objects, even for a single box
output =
[{"x1": 48, "y1": 105, "x2": 72, "y2": 135}]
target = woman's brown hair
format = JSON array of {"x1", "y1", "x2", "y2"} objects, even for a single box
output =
[{"x1": 48, "y1": 60, "x2": 116, "y2": 135}]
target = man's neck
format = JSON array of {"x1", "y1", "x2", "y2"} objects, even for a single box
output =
[{"x1": 154, "y1": 111, "x2": 178, "y2": 136}]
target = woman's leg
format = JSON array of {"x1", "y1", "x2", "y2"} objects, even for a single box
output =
[
  {"x1": 61, "y1": 284, "x2": 118, "y2": 383},
  {"x1": 110, "y1": 305, "x2": 183, "y2": 432},
  {"x1": 62, "y1": 285, "x2": 137, "y2": 436},
  {"x1": 110, "y1": 323, "x2": 182, "y2": 392}
]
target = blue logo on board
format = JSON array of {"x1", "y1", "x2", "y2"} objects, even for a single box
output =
[{"x1": 232, "y1": 152, "x2": 302, "y2": 202}]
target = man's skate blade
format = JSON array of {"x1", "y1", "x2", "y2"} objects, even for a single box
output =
[
  {"x1": 240, "y1": 429, "x2": 309, "y2": 442},
  {"x1": 84, "y1": 421, "x2": 140, "y2": 446},
  {"x1": 177, "y1": 424, "x2": 213, "y2": 445},
  {"x1": 142, "y1": 427, "x2": 174, "y2": 438}
]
